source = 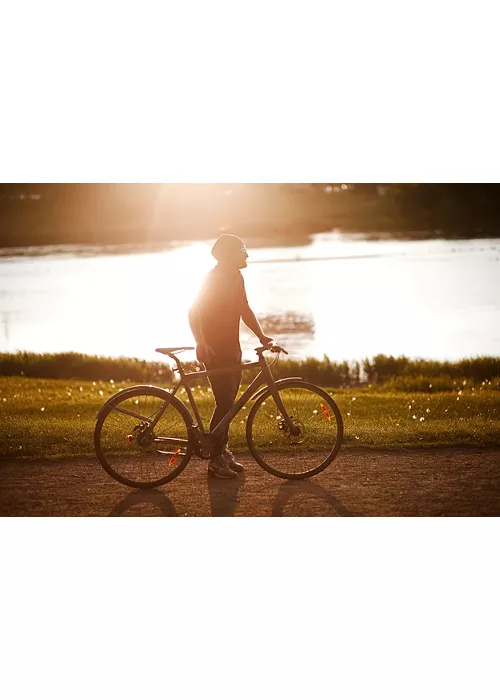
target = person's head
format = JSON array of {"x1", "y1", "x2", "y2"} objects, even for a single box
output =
[{"x1": 211, "y1": 234, "x2": 248, "y2": 269}]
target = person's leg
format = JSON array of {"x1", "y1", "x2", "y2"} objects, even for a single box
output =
[
  {"x1": 220, "y1": 369, "x2": 242, "y2": 446},
  {"x1": 219, "y1": 369, "x2": 244, "y2": 471},
  {"x1": 204, "y1": 357, "x2": 243, "y2": 478},
  {"x1": 208, "y1": 369, "x2": 241, "y2": 454}
]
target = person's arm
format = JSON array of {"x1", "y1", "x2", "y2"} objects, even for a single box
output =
[{"x1": 241, "y1": 303, "x2": 273, "y2": 345}]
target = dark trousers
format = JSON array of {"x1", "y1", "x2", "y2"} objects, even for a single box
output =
[{"x1": 204, "y1": 356, "x2": 242, "y2": 456}]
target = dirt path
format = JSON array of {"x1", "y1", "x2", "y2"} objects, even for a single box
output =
[{"x1": 1, "y1": 448, "x2": 499, "y2": 516}]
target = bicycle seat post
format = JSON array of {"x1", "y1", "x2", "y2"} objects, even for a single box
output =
[{"x1": 168, "y1": 353, "x2": 184, "y2": 378}]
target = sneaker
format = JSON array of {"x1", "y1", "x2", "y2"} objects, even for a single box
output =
[
  {"x1": 208, "y1": 456, "x2": 237, "y2": 479},
  {"x1": 223, "y1": 448, "x2": 244, "y2": 473}
]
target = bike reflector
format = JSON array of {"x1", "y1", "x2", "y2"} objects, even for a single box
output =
[
  {"x1": 169, "y1": 448, "x2": 181, "y2": 466},
  {"x1": 320, "y1": 404, "x2": 331, "y2": 421}
]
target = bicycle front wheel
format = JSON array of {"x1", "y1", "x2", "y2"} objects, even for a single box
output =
[
  {"x1": 94, "y1": 386, "x2": 194, "y2": 489},
  {"x1": 246, "y1": 380, "x2": 343, "y2": 479}
]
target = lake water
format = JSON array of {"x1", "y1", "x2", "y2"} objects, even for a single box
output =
[{"x1": 1, "y1": 233, "x2": 499, "y2": 363}]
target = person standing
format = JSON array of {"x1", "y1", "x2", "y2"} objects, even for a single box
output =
[{"x1": 189, "y1": 234, "x2": 273, "y2": 478}]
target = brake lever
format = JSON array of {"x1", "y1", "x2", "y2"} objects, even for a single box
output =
[{"x1": 270, "y1": 344, "x2": 288, "y2": 355}]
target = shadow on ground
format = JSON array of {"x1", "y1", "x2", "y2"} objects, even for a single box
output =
[
  {"x1": 108, "y1": 489, "x2": 178, "y2": 517},
  {"x1": 107, "y1": 474, "x2": 353, "y2": 517},
  {"x1": 206, "y1": 472, "x2": 245, "y2": 516},
  {"x1": 272, "y1": 481, "x2": 357, "y2": 516}
]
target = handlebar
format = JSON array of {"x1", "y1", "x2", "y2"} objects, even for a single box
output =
[{"x1": 255, "y1": 342, "x2": 288, "y2": 355}]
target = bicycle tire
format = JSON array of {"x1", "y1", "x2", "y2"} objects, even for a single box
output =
[
  {"x1": 246, "y1": 380, "x2": 343, "y2": 479},
  {"x1": 95, "y1": 385, "x2": 194, "y2": 489}
]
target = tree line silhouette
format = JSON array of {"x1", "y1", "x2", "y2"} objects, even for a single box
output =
[{"x1": 1, "y1": 183, "x2": 499, "y2": 247}]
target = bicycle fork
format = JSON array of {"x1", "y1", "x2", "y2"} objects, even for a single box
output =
[{"x1": 259, "y1": 360, "x2": 301, "y2": 436}]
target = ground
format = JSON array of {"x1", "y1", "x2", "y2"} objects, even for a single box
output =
[{"x1": 1, "y1": 447, "x2": 499, "y2": 516}]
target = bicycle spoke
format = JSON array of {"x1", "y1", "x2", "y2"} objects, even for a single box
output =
[
  {"x1": 248, "y1": 382, "x2": 343, "y2": 478},
  {"x1": 96, "y1": 390, "x2": 192, "y2": 487}
]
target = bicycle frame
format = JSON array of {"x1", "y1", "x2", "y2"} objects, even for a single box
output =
[{"x1": 146, "y1": 350, "x2": 299, "y2": 440}]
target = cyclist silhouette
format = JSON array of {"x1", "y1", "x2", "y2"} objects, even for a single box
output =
[{"x1": 189, "y1": 234, "x2": 273, "y2": 479}]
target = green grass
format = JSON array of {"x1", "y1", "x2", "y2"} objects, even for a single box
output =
[{"x1": 1, "y1": 377, "x2": 499, "y2": 460}]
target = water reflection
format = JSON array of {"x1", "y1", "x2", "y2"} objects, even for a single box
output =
[
  {"x1": 248, "y1": 312, "x2": 314, "y2": 335},
  {"x1": 2, "y1": 313, "x2": 9, "y2": 344},
  {"x1": 0, "y1": 233, "x2": 499, "y2": 362}
]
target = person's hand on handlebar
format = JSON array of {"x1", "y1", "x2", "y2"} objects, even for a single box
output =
[
  {"x1": 257, "y1": 337, "x2": 288, "y2": 355},
  {"x1": 258, "y1": 335, "x2": 274, "y2": 348}
]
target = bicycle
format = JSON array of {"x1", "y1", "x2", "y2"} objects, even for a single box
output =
[{"x1": 94, "y1": 343, "x2": 344, "y2": 489}]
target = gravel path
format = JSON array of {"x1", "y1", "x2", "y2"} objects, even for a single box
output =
[{"x1": 1, "y1": 448, "x2": 499, "y2": 516}]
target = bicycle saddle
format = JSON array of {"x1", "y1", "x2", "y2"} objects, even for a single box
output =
[{"x1": 156, "y1": 346, "x2": 194, "y2": 355}]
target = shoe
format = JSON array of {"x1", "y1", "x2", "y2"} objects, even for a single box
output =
[
  {"x1": 208, "y1": 455, "x2": 237, "y2": 479},
  {"x1": 223, "y1": 448, "x2": 244, "y2": 473}
]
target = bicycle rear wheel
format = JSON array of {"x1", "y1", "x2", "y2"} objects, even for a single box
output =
[
  {"x1": 94, "y1": 386, "x2": 194, "y2": 488},
  {"x1": 246, "y1": 380, "x2": 343, "y2": 479}
]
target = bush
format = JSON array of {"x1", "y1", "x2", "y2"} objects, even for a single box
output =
[
  {"x1": 362, "y1": 355, "x2": 409, "y2": 383},
  {"x1": 381, "y1": 375, "x2": 456, "y2": 393},
  {"x1": 1, "y1": 352, "x2": 499, "y2": 390},
  {"x1": 0, "y1": 352, "x2": 174, "y2": 383},
  {"x1": 362, "y1": 355, "x2": 500, "y2": 385}
]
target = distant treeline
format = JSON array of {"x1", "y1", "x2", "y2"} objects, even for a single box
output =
[
  {"x1": 1, "y1": 184, "x2": 500, "y2": 248},
  {"x1": 2, "y1": 352, "x2": 499, "y2": 391}
]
